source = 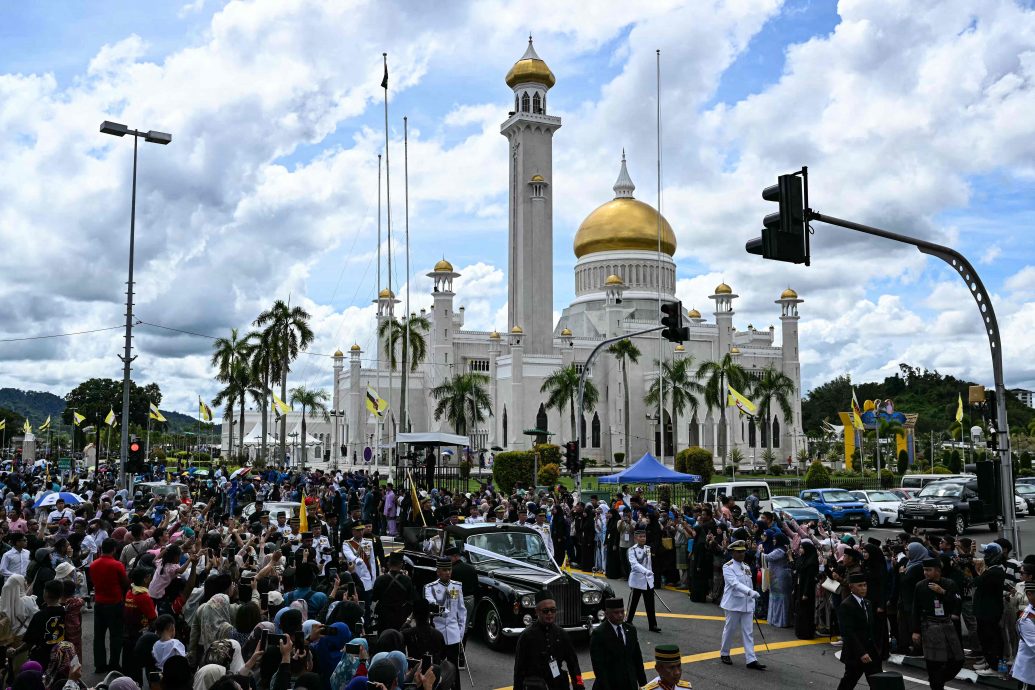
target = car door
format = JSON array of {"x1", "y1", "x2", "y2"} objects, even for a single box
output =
[{"x1": 963, "y1": 486, "x2": 984, "y2": 521}]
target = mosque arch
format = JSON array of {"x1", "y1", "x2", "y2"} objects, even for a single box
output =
[
  {"x1": 772, "y1": 417, "x2": 781, "y2": 449},
  {"x1": 521, "y1": 92, "x2": 530, "y2": 112},
  {"x1": 591, "y1": 412, "x2": 601, "y2": 448},
  {"x1": 502, "y1": 406, "x2": 508, "y2": 447}
]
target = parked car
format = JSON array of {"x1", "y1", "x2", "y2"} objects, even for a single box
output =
[
  {"x1": 1016, "y1": 494, "x2": 1028, "y2": 517},
  {"x1": 1017, "y1": 477, "x2": 1035, "y2": 486},
  {"x1": 1016, "y1": 484, "x2": 1035, "y2": 514},
  {"x1": 400, "y1": 523, "x2": 613, "y2": 649},
  {"x1": 849, "y1": 490, "x2": 903, "y2": 528},
  {"x1": 698, "y1": 481, "x2": 773, "y2": 516},
  {"x1": 901, "y1": 473, "x2": 975, "y2": 490},
  {"x1": 888, "y1": 488, "x2": 920, "y2": 502},
  {"x1": 898, "y1": 478, "x2": 999, "y2": 535},
  {"x1": 771, "y1": 496, "x2": 823, "y2": 523},
  {"x1": 799, "y1": 489, "x2": 869, "y2": 528}
]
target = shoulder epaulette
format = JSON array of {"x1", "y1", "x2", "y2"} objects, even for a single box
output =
[
  {"x1": 642, "y1": 681, "x2": 661, "y2": 690},
  {"x1": 677, "y1": 680, "x2": 692, "y2": 688}
]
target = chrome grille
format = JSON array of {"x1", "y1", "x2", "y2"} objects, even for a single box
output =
[{"x1": 548, "y1": 580, "x2": 581, "y2": 627}]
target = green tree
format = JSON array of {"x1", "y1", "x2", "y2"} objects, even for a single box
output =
[
  {"x1": 379, "y1": 314, "x2": 431, "y2": 433},
  {"x1": 431, "y1": 373, "x2": 492, "y2": 436},
  {"x1": 254, "y1": 300, "x2": 314, "y2": 466},
  {"x1": 804, "y1": 460, "x2": 832, "y2": 488},
  {"x1": 607, "y1": 339, "x2": 641, "y2": 461},
  {"x1": 897, "y1": 448, "x2": 909, "y2": 474},
  {"x1": 697, "y1": 353, "x2": 749, "y2": 462},
  {"x1": 540, "y1": 365, "x2": 599, "y2": 442},
  {"x1": 750, "y1": 366, "x2": 796, "y2": 456},
  {"x1": 948, "y1": 449, "x2": 963, "y2": 473},
  {"x1": 289, "y1": 386, "x2": 330, "y2": 472},
  {"x1": 210, "y1": 328, "x2": 254, "y2": 461},
  {"x1": 63, "y1": 379, "x2": 161, "y2": 436},
  {"x1": 871, "y1": 416, "x2": 904, "y2": 474},
  {"x1": 728, "y1": 447, "x2": 745, "y2": 470},
  {"x1": 644, "y1": 356, "x2": 701, "y2": 459},
  {"x1": 247, "y1": 328, "x2": 281, "y2": 466},
  {"x1": 676, "y1": 446, "x2": 714, "y2": 484},
  {"x1": 492, "y1": 450, "x2": 534, "y2": 494}
]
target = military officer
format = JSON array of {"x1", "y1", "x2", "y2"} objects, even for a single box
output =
[
  {"x1": 589, "y1": 597, "x2": 646, "y2": 690},
  {"x1": 310, "y1": 523, "x2": 333, "y2": 571},
  {"x1": 343, "y1": 522, "x2": 378, "y2": 617},
  {"x1": 446, "y1": 547, "x2": 478, "y2": 628},
  {"x1": 911, "y1": 558, "x2": 963, "y2": 690},
  {"x1": 533, "y1": 510, "x2": 555, "y2": 560},
  {"x1": 371, "y1": 551, "x2": 415, "y2": 633},
  {"x1": 425, "y1": 558, "x2": 467, "y2": 690},
  {"x1": 513, "y1": 590, "x2": 584, "y2": 690},
  {"x1": 626, "y1": 528, "x2": 661, "y2": 632},
  {"x1": 719, "y1": 540, "x2": 765, "y2": 670},
  {"x1": 642, "y1": 645, "x2": 691, "y2": 690}
]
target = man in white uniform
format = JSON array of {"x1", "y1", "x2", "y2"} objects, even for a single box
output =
[
  {"x1": 626, "y1": 528, "x2": 661, "y2": 632},
  {"x1": 342, "y1": 522, "x2": 378, "y2": 618},
  {"x1": 719, "y1": 540, "x2": 765, "y2": 670},
  {"x1": 532, "y1": 510, "x2": 554, "y2": 560},
  {"x1": 424, "y1": 558, "x2": 466, "y2": 690}
]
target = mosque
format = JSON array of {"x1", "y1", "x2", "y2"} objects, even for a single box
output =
[{"x1": 323, "y1": 40, "x2": 804, "y2": 469}]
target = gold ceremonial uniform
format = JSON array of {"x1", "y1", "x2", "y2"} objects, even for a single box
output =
[{"x1": 642, "y1": 679, "x2": 691, "y2": 690}]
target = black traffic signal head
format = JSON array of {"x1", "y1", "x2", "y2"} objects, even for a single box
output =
[
  {"x1": 564, "y1": 441, "x2": 580, "y2": 473},
  {"x1": 127, "y1": 437, "x2": 144, "y2": 472},
  {"x1": 660, "y1": 300, "x2": 689, "y2": 343},
  {"x1": 746, "y1": 170, "x2": 809, "y2": 265}
]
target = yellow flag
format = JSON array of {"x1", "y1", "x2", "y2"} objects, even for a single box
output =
[
  {"x1": 271, "y1": 391, "x2": 292, "y2": 416},
  {"x1": 73, "y1": 412, "x2": 85, "y2": 426},
  {"x1": 366, "y1": 385, "x2": 388, "y2": 418},
  {"x1": 149, "y1": 403, "x2": 167, "y2": 422},
  {"x1": 298, "y1": 489, "x2": 309, "y2": 533},
  {"x1": 0, "y1": 420, "x2": 5, "y2": 431},
  {"x1": 39, "y1": 416, "x2": 51, "y2": 431},
  {"x1": 22, "y1": 419, "x2": 30, "y2": 434},
  {"x1": 199, "y1": 397, "x2": 213, "y2": 422},
  {"x1": 726, "y1": 383, "x2": 758, "y2": 415},
  {"x1": 407, "y1": 469, "x2": 427, "y2": 526},
  {"x1": 105, "y1": 408, "x2": 116, "y2": 426},
  {"x1": 851, "y1": 388, "x2": 865, "y2": 431},
  {"x1": 956, "y1": 393, "x2": 964, "y2": 424}
]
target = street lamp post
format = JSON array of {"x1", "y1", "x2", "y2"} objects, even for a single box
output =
[{"x1": 100, "y1": 121, "x2": 171, "y2": 490}]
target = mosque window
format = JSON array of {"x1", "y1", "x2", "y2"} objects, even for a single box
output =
[
  {"x1": 515, "y1": 95, "x2": 519, "y2": 112},
  {"x1": 772, "y1": 417, "x2": 781, "y2": 448},
  {"x1": 580, "y1": 415, "x2": 587, "y2": 448},
  {"x1": 689, "y1": 413, "x2": 700, "y2": 446},
  {"x1": 502, "y1": 407, "x2": 508, "y2": 447},
  {"x1": 760, "y1": 418, "x2": 768, "y2": 448},
  {"x1": 591, "y1": 412, "x2": 601, "y2": 448},
  {"x1": 574, "y1": 363, "x2": 585, "y2": 375},
  {"x1": 521, "y1": 92, "x2": 530, "y2": 112},
  {"x1": 748, "y1": 421, "x2": 756, "y2": 448},
  {"x1": 468, "y1": 358, "x2": 489, "y2": 372},
  {"x1": 536, "y1": 404, "x2": 548, "y2": 444},
  {"x1": 532, "y1": 92, "x2": 542, "y2": 114}
]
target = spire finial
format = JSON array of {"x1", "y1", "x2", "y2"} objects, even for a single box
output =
[
  {"x1": 613, "y1": 151, "x2": 635, "y2": 198},
  {"x1": 529, "y1": 33, "x2": 533, "y2": 43}
]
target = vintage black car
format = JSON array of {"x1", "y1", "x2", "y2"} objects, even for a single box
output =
[{"x1": 401, "y1": 523, "x2": 614, "y2": 649}]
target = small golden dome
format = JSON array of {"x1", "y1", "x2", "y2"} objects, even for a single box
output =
[
  {"x1": 505, "y1": 38, "x2": 555, "y2": 89},
  {"x1": 378, "y1": 288, "x2": 395, "y2": 299},
  {"x1": 333, "y1": 349, "x2": 344, "y2": 357},
  {"x1": 510, "y1": 325, "x2": 524, "y2": 334},
  {"x1": 574, "y1": 198, "x2": 676, "y2": 258},
  {"x1": 489, "y1": 331, "x2": 501, "y2": 340},
  {"x1": 730, "y1": 346, "x2": 741, "y2": 355},
  {"x1": 674, "y1": 344, "x2": 685, "y2": 352},
  {"x1": 350, "y1": 343, "x2": 361, "y2": 351},
  {"x1": 747, "y1": 324, "x2": 754, "y2": 330},
  {"x1": 560, "y1": 327, "x2": 573, "y2": 337},
  {"x1": 531, "y1": 174, "x2": 544, "y2": 182},
  {"x1": 714, "y1": 282, "x2": 732, "y2": 295},
  {"x1": 780, "y1": 287, "x2": 798, "y2": 299},
  {"x1": 434, "y1": 258, "x2": 454, "y2": 272},
  {"x1": 687, "y1": 307, "x2": 701, "y2": 319},
  {"x1": 604, "y1": 274, "x2": 624, "y2": 286}
]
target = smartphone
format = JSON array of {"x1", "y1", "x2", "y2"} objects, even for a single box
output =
[
  {"x1": 268, "y1": 633, "x2": 288, "y2": 646},
  {"x1": 421, "y1": 654, "x2": 432, "y2": 674},
  {"x1": 345, "y1": 643, "x2": 361, "y2": 655},
  {"x1": 347, "y1": 583, "x2": 356, "y2": 597},
  {"x1": 407, "y1": 658, "x2": 420, "y2": 671},
  {"x1": 319, "y1": 626, "x2": 338, "y2": 637},
  {"x1": 260, "y1": 629, "x2": 269, "y2": 650},
  {"x1": 147, "y1": 671, "x2": 162, "y2": 684},
  {"x1": 241, "y1": 576, "x2": 254, "y2": 587},
  {"x1": 227, "y1": 547, "x2": 238, "y2": 559},
  {"x1": 328, "y1": 567, "x2": 338, "y2": 580},
  {"x1": 367, "y1": 684, "x2": 379, "y2": 690},
  {"x1": 260, "y1": 592, "x2": 269, "y2": 610}
]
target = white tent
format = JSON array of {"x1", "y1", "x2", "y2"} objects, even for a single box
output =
[
  {"x1": 287, "y1": 421, "x2": 321, "y2": 446},
  {"x1": 394, "y1": 432, "x2": 470, "y2": 447},
  {"x1": 240, "y1": 424, "x2": 278, "y2": 447}
]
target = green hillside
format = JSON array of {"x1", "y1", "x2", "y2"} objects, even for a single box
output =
[{"x1": 802, "y1": 364, "x2": 1034, "y2": 438}]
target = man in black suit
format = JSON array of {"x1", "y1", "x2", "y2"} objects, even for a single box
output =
[
  {"x1": 590, "y1": 598, "x2": 646, "y2": 690},
  {"x1": 837, "y1": 572, "x2": 883, "y2": 690}
]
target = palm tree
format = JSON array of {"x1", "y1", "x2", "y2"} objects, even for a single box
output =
[
  {"x1": 379, "y1": 314, "x2": 431, "y2": 434},
  {"x1": 644, "y1": 356, "x2": 702, "y2": 459},
  {"x1": 871, "y1": 416, "x2": 905, "y2": 474},
  {"x1": 248, "y1": 329, "x2": 281, "y2": 466},
  {"x1": 750, "y1": 366, "x2": 796, "y2": 457},
  {"x1": 540, "y1": 365, "x2": 600, "y2": 442},
  {"x1": 254, "y1": 300, "x2": 314, "y2": 467},
  {"x1": 607, "y1": 339, "x2": 641, "y2": 461},
  {"x1": 289, "y1": 386, "x2": 330, "y2": 472},
  {"x1": 211, "y1": 328, "x2": 254, "y2": 461},
  {"x1": 211, "y1": 357, "x2": 252, "y2": 462},
  {"x1": 430, "y1": 373, "x2": 493, "y2": 437},
  {"x1": 697, "y1": 353, "x2": 749, "y2": 463}
]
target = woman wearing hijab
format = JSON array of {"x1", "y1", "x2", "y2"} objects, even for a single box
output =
[
  {"x1": 11, "y1": 670, "x2": 45, "y2": 690},
  {"x1": 794, "y1": 540, "x2": 820, "y2": 639},
  {"x1": 367, "y1": 652, "x2": 406, "y2": 690},
  {"x1": 329, "y1": 637, "x2": 369, "y2": 690},
  {"x1": 43, "y1": 641, "x2": 83, "y2": 690},
  {"x1": 108, "y1": 678, "x2": 141, "y2": 690},
  {"x1": 311, "y1": 623, "x2": 351, "y2": 683},
  {"x1": 0, "y1": 574, "x2": 39, "y2": 638},
  {"x1": 862, "y1": 542, "x2": 890, "y2": 659},
  {"x1": 765, "y1": 533, "x2": 793, "y2": 628},
  {"x1": 604, "y1": 509, "x2": 623, "y2": 580},
  {"x1": 894, "y1": 541, "x2": 930, "y2": 655},
  {"x1": 193, "y1": 665, "x2": 227, "y2": 690}
]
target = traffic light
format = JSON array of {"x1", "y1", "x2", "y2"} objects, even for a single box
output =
[
  {"x1": 660, "y1": 300, "x2": 689, "y2": 343},
  {"x1": 127, "y1": 437, "x2": 144, "y2": 472},
  {"x1": 745, "y1": 169, "x2": 809, "y2": 265},
  {"x1": 564, "y1": 441, "x2": 580, "y2": 474}
]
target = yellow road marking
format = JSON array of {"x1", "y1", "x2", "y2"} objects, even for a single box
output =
[
  {"x1": 492, "y1": 637, "x2": 831, "y2": 689},
  {"x1": 634, "y1": 612, "x2": 769, "y2": 623}
]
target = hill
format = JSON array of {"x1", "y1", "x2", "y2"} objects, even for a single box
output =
[{"x1": 802, "y1": 364, "x2": 1035, "y2": 438}]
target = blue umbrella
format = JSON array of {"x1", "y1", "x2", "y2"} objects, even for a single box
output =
[{"x1": 33, "y1": 491, "x2": 84, "y2": 509}]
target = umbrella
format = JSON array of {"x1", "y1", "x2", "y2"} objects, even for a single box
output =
[
  {"x1": 230, "y1": 467, "x2": 252, "y2": 479},
  {"x1": 33, "y1": 492, "x2": 84, "y2": 509},
  {"x1": 491, "y1": 446, "x2": 504, "y2": 452}
]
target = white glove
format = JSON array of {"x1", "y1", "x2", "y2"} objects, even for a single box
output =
[{"x1": 751, "y1": 590, "x2": 761, "y2": 599}]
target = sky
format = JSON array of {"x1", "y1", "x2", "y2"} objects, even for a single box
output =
[{"x1": 2, "y1": 0, "x2": 1035, "y2": 421}]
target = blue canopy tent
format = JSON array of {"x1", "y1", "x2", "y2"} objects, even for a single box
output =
[{"x1": 597, "y1": 452, "x2": 702, "y2": 484}]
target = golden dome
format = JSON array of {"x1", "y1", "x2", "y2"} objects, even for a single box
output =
[
  {"x1": 574, "y1": 198, "x2": 676, "y2": 258},
  {"x1": 560, "y1": 327, "x2": 573, "y2": 337},
  {"x1": 531, "y1": 174, "x2": 544, "y2": 182},
  {"x1": 434, "y1": 258, "x2": 454, "y2": 272},
  {"x1": 780, "y1": 287, "x2": 798, "y2": 299},
  {"x1": 730, "y1": 346, "x2": 741, "y2": 355},
  {"x1": 674, "y1": 344, "x2": 685, "y2": 352},
  {"x1": 604, "y1": 274, "x2": 624, "y2": 286},
  {"x1": 505, "y1": 38, "x2": 555, "y2": 89},
  {"x1": 489, "y1": 331, "x2": 501, "y2": 340},
  {"x1": 378, "y1": 288, "x2": 395, "y2": 299},
  {"x1": 510, "y1": 325, "x2": 524, "y2": 334},
  {"x1": 333, "y1": 349, "x2": 344, "y2": 357},
  {"x1": 714, "y1": 282, "x2": 732, "y2": 295},
  {"x1": 350, "y1": 343, "x2": 361, "y2": 351},
  {"x1": 687, "y1": 307, "x2": 702, "y2": 319}
]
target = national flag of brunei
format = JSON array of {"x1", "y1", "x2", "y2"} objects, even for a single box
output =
[
  {"x1": 956, "y1": 393, "x2": 964, "y2": 424},
  {"x1": 366, "y1": 385, "x2": 388, "y2": 418},
  {"x1": 199, "y1": 397, "x2": 213, "y2": 422},
  {"x1": 272, "y1": 391, "x2": 292, "y2": 416},
  {"x1": 39, "y1": 416, "x2": 51, "y2": 432},
  {"x1": 149, "y1": 403, "x2": 166, "y2": 422},
  {"x1": 73, "y1": 412, "x2": 85, "y2": 426},
  {"x1": 726, "y1": 383, "x2": 758, "y2": 415},
  {"x1": 851, "y1": 388, "x2": 865, "y2": 430}
]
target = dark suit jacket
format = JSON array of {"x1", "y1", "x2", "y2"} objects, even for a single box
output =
[
  {"x1": 837, "y1": 594, "x2": 878, "y2": 666},
  {"x1": 590, "y1": 620, "x2": 647, "y2": 690}
]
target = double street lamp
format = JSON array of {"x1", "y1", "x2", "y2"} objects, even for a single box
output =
[{"x1": 100, "y1": 121, "x2": 171, "y2": 489}]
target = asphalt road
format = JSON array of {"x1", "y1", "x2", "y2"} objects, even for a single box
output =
[{"x1": 75, "y1": 514, "x2": 1035, "y2": 690}]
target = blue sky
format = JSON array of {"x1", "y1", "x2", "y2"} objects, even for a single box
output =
[{"x1": 1, "y1": 0, "x2": 1034, "y2": 416}]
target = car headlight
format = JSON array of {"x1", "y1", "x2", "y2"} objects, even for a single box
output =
[
  {"x1": 936, "y1": 505, "x2": 953, "y2": 511},
  {"x1": 582, "y1": 591, "x2": 602, "y2": 605},
  {"x1": 520, "y1": 594, "x2": 536, "y2": 608},
  {"x1": 832, "y1": 506, "x2": 843, "y2": 511}
]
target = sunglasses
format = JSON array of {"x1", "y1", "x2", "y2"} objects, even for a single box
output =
[{"x1": 538, "y1": 607, "x2": 557, "y2": 613}]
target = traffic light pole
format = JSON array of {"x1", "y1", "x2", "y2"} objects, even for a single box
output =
[
  {"x1": 808, "y1": 210, "x2": 1019, "y2": 553},
  {"x1": 575, "y1": 326, "x2": 664, "y2": 498}
]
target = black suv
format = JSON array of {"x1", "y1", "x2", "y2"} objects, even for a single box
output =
[{"x1": 898, "y1": 479, "x2": 999, "y2": 535}]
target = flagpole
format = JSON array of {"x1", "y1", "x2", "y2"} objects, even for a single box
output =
[
  {"x1": 376, "y1": 152, "x2": 383, "y2": 468},
  {"x1": 654, "y1": 48, "x2": 668, "y2": 463},
  {"x1": 383, "y1": 52, "x2": 395, "y2": 472},
  {"x1": 402, "y1": 115, "x2": 411, "y2": 439}
]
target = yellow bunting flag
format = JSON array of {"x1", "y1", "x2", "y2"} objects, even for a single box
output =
[
  {"x1": 0, "y1": 420, "x2": 5, "y2": 431},
  {"x1": 851, "y1": 388, "x2": 865, "y2": 430},
  {"x1": 149, "y1": 403, "x2": 166, "y2": 422},
  {"x1": 272, "y1": 391, "x2": 292, "y2": 416},
  {"x1": 299, "y1": 489, "x2": 309, "y2": 533},
  {"x1": 726, "y1": 383, "x2": 758, "y2": 415},
  {"x1": 407, "y1": 469, "x2": 427, "y2": 526},
  {"x1": 22, "y1": 419, "x2": 31, "y2": 434},
  {"x1": 39, "y1": 416, "x2": 51, "y2": 432},
  {"x1": 104, "y1": 409, "x2": 116, "y2": 426},
  {"x1": 199, "y1": 397, "x2": 213, "y2": 422},
  {"x1": 956, "y1": 393, "x2": 964, "y2": 424},
  {"x1": 73, "y1": 412, "x2": 85, "y2": 426}
]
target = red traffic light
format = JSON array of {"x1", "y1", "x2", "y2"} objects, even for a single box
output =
[{"x1": 129, "y1": 442, "x2": 140, "y2": 452}]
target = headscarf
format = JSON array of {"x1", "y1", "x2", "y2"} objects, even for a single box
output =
[
  {"x1": 192, "y1": 664, "x2": 226, "y2": 690},
  {"x1": 242, "y1": 621, "x2": 276, "y2": 660},
  {"x1": 373, "y1": 628, "x2": 405, "y2": 655},
  {"x1": 289, "y1": 598, "x2": 309, "y2": 620},
  {"x1": 108, "y1": 678, "x2": 141, "y2": 690},
  {"x1": 111, "y1": 526, "x2": 128, "y2": 542},
  {"x1": 344, "y1": 677, "x2": 368, "y2": 690},
  {"x1": 312, "y1": 623, "x2": 351, "y2": 677},
  {"x1": 906, "y1": 542, "x2": 928, "y2": 570},
  {"x1": 203, "y1": 638, "x2": 244, "y2": 673},
  {"x1": 329, "y1": 637, "x2": 369, "y2": 690},
  {"x1": 199, "y1": 594, "x2": 234, "y2": 648},
  {"x1": 798, "y1": 540, "x2": 819, "y2": 575},
  {"x1": 863, "y1": 543, "x2": 885, "y2": 579},
  {"x1": 11, "y1": 671, "x2": 44, "y2": 690},
  {"x1": 0, "y1": 575, "x2": 39, "y2": 636},
  {"x1": 368, "y1": 651, "x2": 407, "y2": 690},
  {"x1": 18, "y1": 663, "x2": 43, "y2": 675},
  {"x1": 44, "y1": 642, "x2": 77, "y2": 690},
  {"x1": 302, "y1": 619, "x2": 320, "y2": 640}
]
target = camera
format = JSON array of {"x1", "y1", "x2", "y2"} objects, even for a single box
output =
[{"x1": 428, "y1": 603, "x2": 442, "y2": 615}]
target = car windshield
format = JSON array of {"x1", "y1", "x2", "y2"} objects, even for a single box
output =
[
  {"x1": 867, "y1": 491, "x2": 900, "y2": 502},
  {"x1": 465, "y1": 532, "x2": 558, "y2": 571},
  {"x1": 773, "y1": 497, "x2": 806, "y2": 508},
  {"x1": 1017, "y1": 485, "x2": 1035, "y2": 494},
  {"x1": 919, "y1": 483, "x2": 963, "y2": 498},
  {"x1": 822, "y1": 491, "x2": 857, "y2": 502}
]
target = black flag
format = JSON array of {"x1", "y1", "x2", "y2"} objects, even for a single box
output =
[{"x1": 381, "y1": 54, "x2": 388, "y2": 89}]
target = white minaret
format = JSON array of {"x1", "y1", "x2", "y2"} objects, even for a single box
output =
[
  {"x1": 502, "y1": 37, "x2": 560, "y2": 355},
  {"x1": 777, "y1": 288, "x2": 804, "y2": 456}
]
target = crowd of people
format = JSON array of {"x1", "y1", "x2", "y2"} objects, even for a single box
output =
[{"x1": 0, "y1": 463, "x2": 1034, "y2": 690}]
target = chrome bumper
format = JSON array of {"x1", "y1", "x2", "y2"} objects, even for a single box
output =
[{"x1": 502, "y1": 622, "x2": 602, "y2": 637}]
